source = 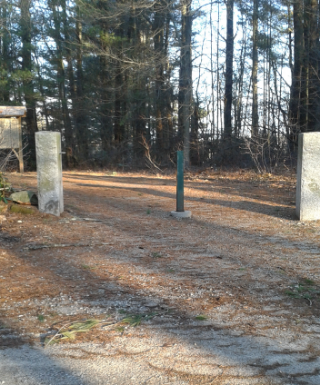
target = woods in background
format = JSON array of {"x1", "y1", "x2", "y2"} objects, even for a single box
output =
[{"x1": 0, "y1": 0, "x2": 319, "y2": 171}]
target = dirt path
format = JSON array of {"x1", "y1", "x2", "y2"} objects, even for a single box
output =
[{"x1": 1, "y1": 170, "x2": 320, "y2": 385}]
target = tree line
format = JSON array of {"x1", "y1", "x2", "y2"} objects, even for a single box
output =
[{"x1": 0, "y1": 0, "x2": 319, "y2": 171}]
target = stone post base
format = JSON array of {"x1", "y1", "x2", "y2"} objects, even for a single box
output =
[{"x1": 170, "y1": 211, "x2": 192, "y2": 218}]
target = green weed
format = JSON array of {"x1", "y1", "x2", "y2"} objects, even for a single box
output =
[
  {"x1": 151, "y1": 252, "x2": 162, "y2": 258},
  {"x1": 122, "y1": 314, "x2": 143, "y2": 327},
  {"x1": 195, "y1": 315, "x2": 208, "y2": 321},
  {"x1": 81, "y1": 264, "x2": 96, "y2": 270},
  {"x1": 121, "y1": 312, "x2": 158, "y2": 327},
  {"x1": 285, "y1": 279, "x2": 319, "y2": 302},
  {"x1": 45, "y1": 319, "x2": 100, "y2": 346}
]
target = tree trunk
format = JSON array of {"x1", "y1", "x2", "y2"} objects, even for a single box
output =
[
  {"x1": 98, "y1": 2, "x2": 113, "y2": 155},
  {"x1": 75, "y1": 8, "x2": 89, "y2": 160},
  {"x1": 252, "y1": 0, "x2": 259, "y2": 138},
  {"x1": 178, "y1": 0, "x2": 192, "y2": 168},
  {"x1": 305, "y1": 0, "x2": 320, "y2": 132},
  {"x1": 224, "y1": 0, "x2": 234, "y2": 141},
  {"x1": 20, "y1": 0, "x2": 38, "y2": 163},
  {"x1": 50, "y1": 1, "x2": 73, "y2": 154},
  {"x1": 289, "y1": 0, "x2": 304, "y2": 146},
  {"x1": 99, "y1": 51, "x2": 113, "y2": 154},
  {"x1": 0, "y1": 0, "x2": 10, "y2": 102},
  {"x1": 153, "y1": 1, "x2": 165, "y2": 155},
  {"x1": 114, "y1": 62, "x2": 124, "y2": 143}
]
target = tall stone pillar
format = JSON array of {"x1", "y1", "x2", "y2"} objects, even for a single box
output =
[
  {"x1": 296, "y1": 132, "x2": 320, "y2": 221},
  {"x1": 35, "y1": 132, "x2": 63, "y2": 216}
]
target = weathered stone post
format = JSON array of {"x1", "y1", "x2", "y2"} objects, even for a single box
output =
[
  {"x1": 296, "y1": 132, "x2": 320, "y2": 221},
  {"x1": 35, "y1": 132, "x2": 63, "y2": 216}
]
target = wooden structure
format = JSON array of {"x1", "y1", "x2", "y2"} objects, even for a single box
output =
[{"x1": 0, "y1": 106, "x2": 27, "y2": 173}]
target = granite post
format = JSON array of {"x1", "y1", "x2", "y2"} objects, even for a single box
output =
[
  {"x1": 296, "y1": 132, "x2": 320, "y2": 221},
  {"x1": 35, "y1": 132, "x2": 63, "y2": 216}
]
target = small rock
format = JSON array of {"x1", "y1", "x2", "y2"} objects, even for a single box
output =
[
  {"x1": 144, "y1": 300, "x2": 160, "y2": 308},
  {"x1": 9, "y1": 191, "x2": 38, "y2": 206}
]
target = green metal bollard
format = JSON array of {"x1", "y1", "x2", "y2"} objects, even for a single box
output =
[
  {"x1": 170, "y1": 151, "x2": 191, "y2": 218},
  {"x1": 176, "y1": 151, "x2": 184, "y2": 212}
]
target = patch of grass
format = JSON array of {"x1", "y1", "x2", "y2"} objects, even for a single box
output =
[
  {"x1": 121, "y1": 312, "x2": 158, "y2": 327},
  {"x1": 45, "y1": 319, "x2": 100, "y2": 346},
  {"x1": 151, "y1": 252, "x2": 162, "y2": 258},
  {"x1": 305, "y1": 228, "x2": 317, "y2": 234},
  {"x1": 167, "y1": 268, "x2": 175, "y2": 273},
  {"x1": 144, "y1": 312, "x2": 158, "y2": 320},
  {"x1": 146, "y1": 209, "x2": 151, "y2": 214},
  {"x1": 285, "y1": 279, "x2": 319, "y2": 302},
  {"x1": 285, "y1": 290, "x2": 302, "y2": 299},
  {"x1": 42, "y1": 218, "x2": 53, "y2": 223},
  {"x1": 122, "y1": 314, "x2": 143, "y2": 327},
  {"x1": 118, "y1": 309, "x2": 127, "y2": 314},
  {"x1": 81, "y1": 264, "x2": 96, "y2": 270},
  {"x1": 68, "y1": 319, "x2": 100, "y2": 332},
  {"x1": 238, "y1": 267, "x2": 246, "y2": 271},
  {"x1": 37, "y1": 314, "x2": 45, "y2": 322},
  {"x1": 116, "y1": 326, "x2": 125, "y2": 333},
  {"x1": 195, "y1": 315, "x2": 208, "y2": 321}
]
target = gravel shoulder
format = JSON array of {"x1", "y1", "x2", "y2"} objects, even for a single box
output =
[{"x1": 1, "y1": 170, "x2": 320, "y2": 385}]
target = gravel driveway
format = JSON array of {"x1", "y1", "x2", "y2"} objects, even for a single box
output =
[{"x1": 1, "y1": 171, "x2": 320, "y2": 385}]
